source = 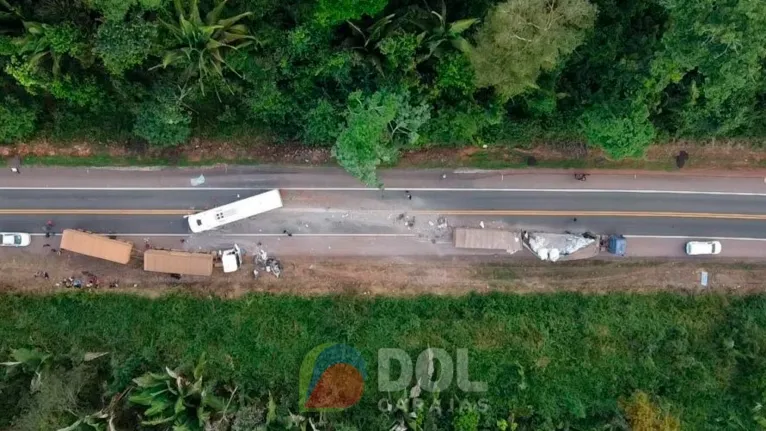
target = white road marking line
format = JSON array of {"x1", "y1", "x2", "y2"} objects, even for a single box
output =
[
  {"x1": 624, "y1": 235, "x2": 766, "y2": 241},
  {"x1": 2, "y1": 187, "x2": 766, "y2": 196},
  {"x1": 29, "y1": 233, "x2": 419, "y2": 237},
  {"x1": 27, "y1": 232, "x2": 766, "y2": 241}
]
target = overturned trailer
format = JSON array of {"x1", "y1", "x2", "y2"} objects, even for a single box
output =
[
  {"x1": 143, "y1": 245, "x2": 243, "y2": 277},
  {"x1": 143, "y1": 249, "x2": 214, "y2": 276},
  {"x1": 453, "y1": 228, "x2": 523, "y2": 254},
  {"x1": 60, "y1": 229, "x2": 133, "y2": 264},
  {"x1": 522, "y1": 231, "x2": 629, "y2": 262}
]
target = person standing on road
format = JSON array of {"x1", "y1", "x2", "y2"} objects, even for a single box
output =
[{"x1": 10, "y1": 155, "x2": 21, "y2": 174}]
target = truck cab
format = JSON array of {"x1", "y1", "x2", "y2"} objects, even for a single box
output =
[
  {"x1": 220, "y1": 244, "x2": 243, "y2": 273},
  {"x1": 606, "y1": 235, "x2": 627, "y2": 256}
]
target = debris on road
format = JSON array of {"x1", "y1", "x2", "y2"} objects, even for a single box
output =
[
  {"x1": 61, "y1": 277, "x2": 84, "y2": 288},
  {"x1": 254, "y1": 248, "x2": 283, "y2": 279},
  {"x1": 700, "y1": 271, "x2": 709, "y2": 287},
  {"x1": 266, "y1": 258, "x2": 282, "y2": 277},
  {"x1": 190, "y1": 174, "x2": 205, "y2": 186},
  {"x1": 405, "y1": 216, "x2": 415, "y2": 229},
  {"x1": 479, "y1": 221, "x2": 485, "y2": 229}
]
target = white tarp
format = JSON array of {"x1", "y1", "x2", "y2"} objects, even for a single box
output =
[
  {"x1": 190, "y1": 174, "x2": 205, "y2": 186},
  {"x1": 525, "y1": 232, "x2": 596, "y2": 262}
]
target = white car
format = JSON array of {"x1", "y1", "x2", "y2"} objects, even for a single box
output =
[
  {"x1": 0, "y1": 233, "x2": 31, "y2": 247},
  {"x1": 685, "y1": 240, "x2": 721, "y2": 256}
]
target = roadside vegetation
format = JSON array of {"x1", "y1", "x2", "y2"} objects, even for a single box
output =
[
  {"x1": 1, "y1": 292, "x2": 766, "y2": 430},
  {"x1": 1, "y1": 0, "x2": 766, "y2": 183}
]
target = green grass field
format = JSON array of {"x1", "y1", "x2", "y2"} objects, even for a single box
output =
[{"x1": 1, "y1": 292, "x2": 765, "y2": 429}]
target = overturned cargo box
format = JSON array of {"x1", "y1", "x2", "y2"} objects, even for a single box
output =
[
  {"x1": 522, "y1": 231, "x2": 599, "y2": 262},
  {"x1": 453, "y1": 228, "x2": 522, "y2": 254},
  {"x1": 60, "y1": 229, "x2": 133, "y2": 264},
  {"x1": 143, "y1": 249, "x2": 213, "y2": 276}
]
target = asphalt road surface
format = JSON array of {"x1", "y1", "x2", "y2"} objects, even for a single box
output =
[
  {"x1": 2, "y1": 188, "x2": 766, "y2": 237},
  {"x1": 4, "y1": 166, "x2": 766, "y2": 257}
]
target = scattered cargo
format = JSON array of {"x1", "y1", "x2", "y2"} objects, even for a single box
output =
[{"x1": 522, "y1": 231, "x2": 627, "y2": 262}]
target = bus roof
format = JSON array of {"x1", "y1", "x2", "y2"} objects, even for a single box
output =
[
  {"x1": 188, "y1": 189, "x2": 283, "y2": 233},
  {"x1": 60, "y1": 229, "x2": 133, "y2": 264}
]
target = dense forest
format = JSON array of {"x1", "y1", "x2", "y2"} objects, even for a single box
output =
[{"x1": 1, "y1": 0, "x2": 765, "y2": 183}]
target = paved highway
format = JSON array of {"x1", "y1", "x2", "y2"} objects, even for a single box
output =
[
  {"x1": 3, "y1": 189, "x2": 766, "y2": 214},
  {"x1": 3, "y1": 167, "x2": 766, "y2": 245},
  {"x1": 2, "y1": 187, "x2": 766, "y2": 237},
  {"x1": 3, "y1": 213, "x2": 766, "y2": 238}
]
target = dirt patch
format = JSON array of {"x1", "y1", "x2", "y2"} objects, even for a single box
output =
[
  {"x1": 1, "y1": 249, "x2": 763, "y2": 297},
  {"x1": 400, "y1": 139, "x2": 766, "y2": 171},
  {"x1": 0, "y1": 138, "x2": 333, "y2": 166},
  {"x1": 3, "y1": 137, "x2": 766, "y2": 171},
  {"x1": 181, "y1": 138, "x2": 332, "y2": 164},
  {"x1": 0, "y1": 141, "x2": 107, "y2": 158}
]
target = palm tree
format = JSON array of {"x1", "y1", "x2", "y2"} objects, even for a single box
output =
[
  {"x1": 0, "y1": 0, "x2": 20, "y2": 19},
  {"x1": 11, "y1": 20, "x2": 89, "y2": 75},
  {"x1": 408, "y1": 0, "x2": 478, "y2": 61},
  {"x1": 57, "y1": 386, "x2": 128, "y2": 431},
  {"x1": 153, "y1": 0, "x2": 256, "y2": 95},
  {"x1": 12, "y1": 21, "x2": 61, "y2": 74},
  {"x1": 343, "y1": 13, "x2": 400, "y2": 76},
  {"x1": 0, "y1": 0, "x2": 22, "y2": 33},
  {"x1": 0, "y1": 347, "x2": 53, "y2": 392},
  {"x1": 128, "y1": 354, "x2": 234, "y2": 430}
]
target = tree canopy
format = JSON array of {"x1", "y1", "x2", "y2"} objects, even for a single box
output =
[
  {"x1": 469, "y1": 0, "x2": 597, "y2": 101},
  {"x1": 0, "y1": 0, "x2": 765, "y2": 183}
]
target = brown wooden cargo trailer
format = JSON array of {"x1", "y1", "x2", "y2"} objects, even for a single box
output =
[
  {"x1": 453, "y1": 228, "x2": 522, "y2": 254},
  {"x1": 143, "y1": 249, "x2": 214, "y2": 276},
  {"x1": 59, "y1": 229, "x2": 133, "y2": 264}
]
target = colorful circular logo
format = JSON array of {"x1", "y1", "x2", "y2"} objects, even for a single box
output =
[{"x1": 299, "y1": 343, "x2": 366, "y2": 411}]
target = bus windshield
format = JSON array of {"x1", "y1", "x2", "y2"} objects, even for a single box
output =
[{"x1": 187, "y1": 189, "x2": 283, "y2": 233}]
